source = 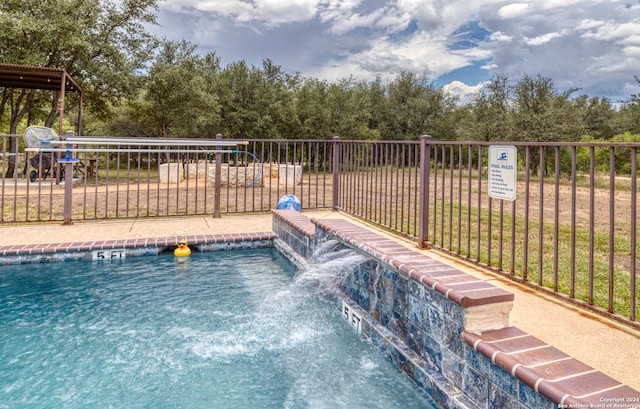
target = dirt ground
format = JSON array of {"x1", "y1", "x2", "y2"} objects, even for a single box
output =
[
  {"x1": 0, "y1": 177, "x2": 334, "y2": 221},
  {"x1": 425, "y1": 171, "x2": 637, "y2": 239}
]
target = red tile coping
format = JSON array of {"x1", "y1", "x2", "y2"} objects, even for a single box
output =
[
  {"x1": 311, "y1": 217, "x2": 514, "y2": 308},
  {"x1": 273, "y1": 209, "x2": 316, "y2": 237},
  {"x1": 462, "y1": 328, "x2": 640, "y2": 406},
  {"x1": 0, "y1": 232, "x2": 277, "y2": 256}
]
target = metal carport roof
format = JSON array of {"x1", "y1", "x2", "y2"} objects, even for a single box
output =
[{"x1": 0, "y1": 63, "x2": 83, "y2": 134}]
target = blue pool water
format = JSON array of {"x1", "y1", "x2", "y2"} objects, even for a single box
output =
[{"x1": 0, "y1": 249, "x2": 435, "y2": 408}]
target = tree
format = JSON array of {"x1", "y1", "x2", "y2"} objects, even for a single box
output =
[
  {"x1": 291, "y1": 78, "x2": 332, "y2": 139},
  {"x1": 512, "y1": 75, "x2": 582, "y2": 175},
  {"x1": 465, "y1": 74, "x2": 513, "y2": 141},
  {"x1": 121, "y1": 40, "x2": 220, "y2": 139},
  {"x1": 212, "y1": 59, "x2": 301, "y2": 139},
  {"x1": 0, "y1": 0, "x2": 160, "y2": 175},
  {"x1": 364, "y1": 77, "x2": 387, "y2": 140},
  {"x1": 290, "y1": 76, "x2": 375, "y2": 140},
  {"x1": 249, "y1": 59, "x2": 300, "y2": 139},
  {"x1": 512, "y1": 75, "x2": 580, "y2": 141},
  {"x1": 325, "y1": 78, "x2": 376, "y2": 140},
  {"x1": 618, "y1": 76, "x2": 640, "y2": 134},
  {"x1": 573, "y1": 95, "x2": 618, "y2": 139},
  {"x1": 381, "y1": 72, "x2": 454, "y2": 140}
]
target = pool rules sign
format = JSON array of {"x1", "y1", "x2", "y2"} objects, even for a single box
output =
[{"x1": 488, "y1": 145, "x2": 517, "y2": 201}]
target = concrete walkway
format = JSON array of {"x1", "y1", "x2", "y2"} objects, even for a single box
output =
[{"x1": 1, "y1": 211, "x2": 638, "y2": 391}]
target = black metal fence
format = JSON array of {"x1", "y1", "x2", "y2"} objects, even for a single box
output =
[
  {"x1": 1, "y1": 132, "x2": 638, "y2": 330},
  {"x1": 334, "y1": 139, "x2": 422, "y2": 237},
  {"x1": 0, "y1": 134, "x2": 334, "y2": 222},
  {"x1": 335, "y1": 136, "x2": 638, "y2": 330}
]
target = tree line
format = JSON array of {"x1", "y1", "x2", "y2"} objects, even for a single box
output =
[{"x1": 2, "y1": 0, "x2": 640, "y2": 146}]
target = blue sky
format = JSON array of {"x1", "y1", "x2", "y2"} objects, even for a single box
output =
[{"x1": 149, "y1": 0, "x2": 640, "y2": 104}]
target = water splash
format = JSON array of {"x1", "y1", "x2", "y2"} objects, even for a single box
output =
[
  {"x1": 0, "y1": 249, "x2": 434, "y2": 409},
  {"x1": 370, "y1": 263, "x2": 382, "y2": 316},
  {"x1": 294, "y1": 240, "x2": 368, "y2": 294}
]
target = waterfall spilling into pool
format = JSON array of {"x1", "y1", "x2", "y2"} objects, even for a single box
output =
[
  {"x1": 0, "y1": 248, "x2": 436, "y2": 409},
  {"x1": 293, "y1": 239, "x2": 368, "y2": 292}
]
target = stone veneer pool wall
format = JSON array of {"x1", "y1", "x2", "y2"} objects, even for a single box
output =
[{"x1": 272, "y1": 210, "x2": 640, "y2": 409}]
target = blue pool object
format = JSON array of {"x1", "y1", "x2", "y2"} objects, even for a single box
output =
[
  {"x1": 276, "y1": 194, "x2": 301, "y2": 211},
  {"x1": 0, "y1": 249, "x2": 435, "y2": 408}
]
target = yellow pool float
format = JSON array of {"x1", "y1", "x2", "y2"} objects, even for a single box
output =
[{"x1": 174, "y1": 239, "x2": 191, "y2": 257}]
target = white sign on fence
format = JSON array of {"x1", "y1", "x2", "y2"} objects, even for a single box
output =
[{"x1": 488, "y1": 145, "x2": 517, "y2": 201}]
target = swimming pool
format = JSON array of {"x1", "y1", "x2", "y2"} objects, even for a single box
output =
[{"x1": 0, "y1": 248, "x2": 436, "y2": 408}]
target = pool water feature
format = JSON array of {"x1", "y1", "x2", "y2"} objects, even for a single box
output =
[{"x1": 0, "y1": 248, "x2": 436, "y2": 408}]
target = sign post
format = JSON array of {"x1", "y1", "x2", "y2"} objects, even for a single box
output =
[{"x1": 488, "y1": 145, "x2": 517, "y2": 201}]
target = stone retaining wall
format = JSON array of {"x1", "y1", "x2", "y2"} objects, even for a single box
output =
[{"x1": 159, "y1": 162, "x2": 302, "y2": 187}]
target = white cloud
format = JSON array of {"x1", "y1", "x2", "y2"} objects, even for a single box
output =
[
  {"x1": 253, "y1": 0, "x2": 320, "y2": 25},
  {"x1": 526, "y1": 30, "x2": 568, "y2": 46},
  {"x1": 348, "y1": 31, "x2": 477, "y2": 79},
  {"x1": 161, "y1": 0, "x2": 321, "y2": 26},
  {"x1": 306, "y1": 61, "x2": 367, "y2": 82},
  {"x1": 624, "y1": 46, "x2": 640, "y2": 57},
  {"x1": 325, "y1": 8, "x2": 386, "y2": 35},
  {"x1": 583, "y1": 20, "x2": 640, "y2": 42},
  {"x1": 372, "y1": 9, "x2": 413, "y2": 33},
  {"x1": 576, "y1": 19, "x2": 605, "y2": 31},
  {"x1": 152, "y1": 0, "x2": 640, "y2": 103},
  {"x1": 498, "y1": 3, "x2": 533, "y2": 19},
  {"x1": 489, "y1": 31, "x2": 513, "y2": 42},
  {"x1": 443, "y1": 80, "x2": 484, "y2": 105}
]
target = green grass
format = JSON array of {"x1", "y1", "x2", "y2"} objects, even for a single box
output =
[{"x1": 424, "y1": 198, "x2": 639, "y2": 318}]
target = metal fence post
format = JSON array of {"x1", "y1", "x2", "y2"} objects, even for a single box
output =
[
  {"x1": 418, "y1": 134, "x2": 432, "y2": 249},
  {"x1": 62, "y1": 130, "x2": 76, "y2": 225},
  {"x1": 214, "y1": 133, "x2": 222, "y2": 218},
  {"x1": 332, "y1": 136, "x2": 341, "y2": 211}
]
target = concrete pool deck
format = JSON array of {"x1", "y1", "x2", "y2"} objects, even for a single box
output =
[{"x1": 1, "y1": 210, "x2": 638, "y2": 393}]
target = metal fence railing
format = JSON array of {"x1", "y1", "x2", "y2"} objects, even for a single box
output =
[
  {"x1": 1, "y1": 132, "x2": 638, "y2": 329},
  {"x1": 335, "y1": 139, "x2": 422, "y2": 237},
  {"x1": 335, "y1": 137, "x2": 639, "y2": 330},
  {"x1": 0, "y1": 134, "x2": 334, "y2": 223}
]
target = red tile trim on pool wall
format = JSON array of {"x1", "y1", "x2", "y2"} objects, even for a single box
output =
[
  {"x1": 312, "y1": 217, "x2": 514, "y2": 308},
  {"x1": 273, "y1": 210, "x2": 316, "y2": 237},
  {"x1": 462, "y1": 328, "x2": 640, "y2": 406},
  {"x1": 0, "y1": 232, "x2": 278, "y2": 256}
]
